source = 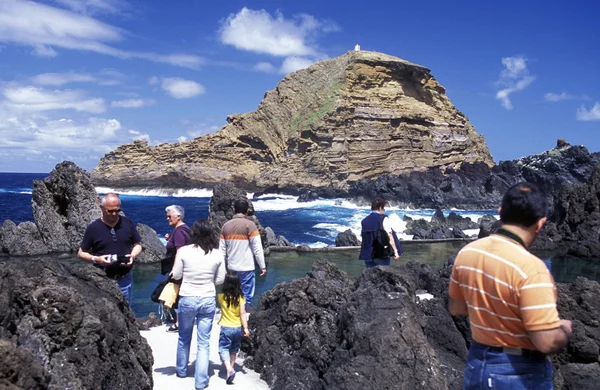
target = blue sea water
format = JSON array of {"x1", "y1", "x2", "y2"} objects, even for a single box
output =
[{"x1": 0, "y1": 172, "x2": 497, "y2": 246}]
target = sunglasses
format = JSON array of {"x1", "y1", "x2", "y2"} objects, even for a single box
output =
[
  {"x1": 167, "y1": 215, "x2": 179, "y2": 220},
  {"x1": 110, "y1": 227, "x2": 117, "y2": 242},
  {"x1": 105, "y1": 208, "x2": 121, "y2": 214}
]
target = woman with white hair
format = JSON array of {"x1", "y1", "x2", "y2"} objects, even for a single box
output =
[{"x1": 161, "y1": 204, "x2": 191, "y2": 332}]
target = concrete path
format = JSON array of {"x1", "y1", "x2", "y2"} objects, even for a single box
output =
[{"x1": 141, "y1": 320, "x2": 269, "y2": 390}]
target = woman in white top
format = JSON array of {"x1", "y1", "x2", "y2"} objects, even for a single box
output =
[{"x1": 171, "y1": 219, "x2": 225, "y2": 389}]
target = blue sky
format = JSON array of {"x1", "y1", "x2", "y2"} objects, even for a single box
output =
[{"x1": 0, "y1": 0, "x2": 598, "y2": 173}]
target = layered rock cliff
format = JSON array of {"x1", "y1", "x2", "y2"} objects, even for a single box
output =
[{"x1": 91, "y1": 50, "x2": 493, "y2": 190}]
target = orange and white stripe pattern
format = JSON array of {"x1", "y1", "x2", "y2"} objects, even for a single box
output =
[{"x1": 449, "y1": 233, "x2": 559, "y2": 350}]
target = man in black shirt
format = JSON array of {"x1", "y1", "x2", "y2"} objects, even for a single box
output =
[{"x1": 78, "y1": 193, "x2": 142, "y2": 305}]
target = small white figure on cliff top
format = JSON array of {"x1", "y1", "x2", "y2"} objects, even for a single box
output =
[{"x1": 354, "y1": 44, "x2": 360, "y2": 51}]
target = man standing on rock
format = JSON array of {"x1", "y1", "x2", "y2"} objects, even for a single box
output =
[
  {"x1": 219, "y1": 199, "x2": 266, "y2": 308},
  {"x1": 359, "y1": 197, "x2": 402, "y2": 268},
  {"x1": 449, "y1": 183, "x2": 572, "y2": 389},
  {"x1": 78, "y1": 193, "x2": 142, "y2": 305}
]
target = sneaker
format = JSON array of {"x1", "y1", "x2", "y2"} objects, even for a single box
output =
[{"x1": 167, "y1": 324, "x2": 178, "y2": 333}]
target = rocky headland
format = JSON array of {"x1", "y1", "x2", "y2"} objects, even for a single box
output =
[
  {"x1": 242, "y1": 260, "x2": 600, "y2": 390},
  {"x1": 91, "y1": 50, "x2": 493, "y2": 191}
]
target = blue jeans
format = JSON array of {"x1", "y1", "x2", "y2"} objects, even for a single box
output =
[
  {"x1": 116, "y1": 271, "x2": 133, "y2": 305},
  {"x1": 463, "y1": 342, "x2": 553, "y2": 390},
  {"x1": 365, "y1": 257, "x2": 391, "y2": 268},
  {"x1": 219, "y1": 326, "x2": 242, "y2": 363},
  {"x1": 235, "y1": 270, "x2": 256, "y2": 306},
  {"x1": 176, "y1": 296, "x2": 216, "y2": 389}
]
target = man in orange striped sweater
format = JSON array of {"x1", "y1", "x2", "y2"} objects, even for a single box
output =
[
  {"x1": 219, "y1": 199, "x2": 266, "y2": 308},
  {"x1": 449, "y1": 182, "x2": 572, "y2": 390}
]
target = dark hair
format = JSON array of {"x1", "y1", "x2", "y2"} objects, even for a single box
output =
[
  {"x1": 234, "y1": 199, "x2": 249, "y2": 214},
  {"x1": 499, "y1": 182, "x2": 547, "y2": 227},
  {"x1": 222, "y1": 271, "x2": 243, "y2": 309},
  {"x1": 190, "y1": 219, "x2": 218, "y2": 254},
  {"x1": 371, "y1": 197, "x2": 387, "y2": 211}
]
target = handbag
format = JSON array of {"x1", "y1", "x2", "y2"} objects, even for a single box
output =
[
  {"x1": 158, "y1": 282, "x2": 180, "y2": 308},
  {"x1": 150, "y1": 280, "x2": 168, "y2": 303}
]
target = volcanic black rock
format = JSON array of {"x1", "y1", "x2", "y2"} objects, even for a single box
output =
[{"x1": 0, "y1": 258, "x2": 153, "y2": 389}]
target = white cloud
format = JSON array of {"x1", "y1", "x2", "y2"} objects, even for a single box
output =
[
  {"x1": 544, "y1": 92, "x2": 590, "y2": 102},
  {"x1": 31, "y1": 44, "x2": 57, "y2": 57},
  {"x1": 128, "y1": 129, "x2": 150, "y2": 141},
  {"x1": 254, "y1": 62, "x2": 277, "y2": 73},
  {"x1": 220, "y1": 8, "x2": 321, "y2": 57},
  {"x1": 219, "y1": 8, "x2": 337, "y2": 74},
  {"x1": 0, "y1": 1, "x2": 203, "y2": 68},
  {"x1": 111, "y1": 99, "x2": 154, "y2": 108},
  {"x1": 2, "y1": 85, "x2": 106, "y2": 113},
  {"x1": 52, "y1": 0, "x2": 125, "y2": 15},
  {"x1": 159, "y1": 77, "x2": 205, "y2": 99},
  {"x1": 32, "y1": 72, "x2": 96, "y2": 86},
  {"x1": 576, "y1": 102, "x2": 600, "y2": 121},
  {"x1": 176, "y1": 136, "x2": 187, "y2": 142},
  {"x1": 280, "y1": 57, "x2": 315, "y2": 74},
  {"x1": 494, "y1": 56, "x2": 535, "y2": 110}
]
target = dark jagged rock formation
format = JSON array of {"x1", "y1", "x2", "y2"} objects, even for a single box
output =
[
  {"x1": 0, "y1": 220, "x2": 49, "y2": 256},
  {"x1": 265, "y1": 227, "x2": 292, "y2": 247},
  {"x1": 350, "y1": 144, "x2": 599, "y2": 211},
  {"x1": 533, "y1": 163, "x2": 600, "y2": 257},
  {"x1": 243, "y1": 260, "x2": 600, "y2": 390},
  {"x1": 0, "y1": 258, "x2": 153, "y2": 389},
  {"x1": 404, "y1": 208, "x2": 477, "y2": 240},
  {"x1": 243, "y1": 260, "x2": 468, "y2": 389},
  {"x1": 32, "y1": 161, "x2": 101, "y2": 253},
  {"x1": 91, "y1": 51, "x2": 493, "y2": 191},
  {"x1": 136, "y1": 223, "x2": 166, "y2": 264},
  {"x1": 335, "y1": 229, "x2": 360, "y2": 246}
]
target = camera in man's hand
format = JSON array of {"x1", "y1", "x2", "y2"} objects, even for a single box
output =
[{"x1": 108, "y1": 254, "x2": 130, "y2": 264}]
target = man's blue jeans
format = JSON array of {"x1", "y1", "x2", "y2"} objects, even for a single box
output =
[
  {"x1": 116, "y1": 271, "x2": 133, "y2": 305},
  {"x1": 463, "y1": 342, "x2": 553, "y2": 390},
  {"x1": 235, "y1": 270, "x2": 256, "y2": 307},
  {"x1": 176, "y1": 296, "x2": 216, "y2": 389},
  {"x1": 364, "y1": 257, "x2": 391, "y2": 268}
]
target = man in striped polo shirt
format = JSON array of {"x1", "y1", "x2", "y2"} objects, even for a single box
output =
[
  {"x1": 449, "y1": 182, "x2": 572, "y2": 390},
  {"x1": 219, "y1": 199, "x2": 266, "y2": 308}
]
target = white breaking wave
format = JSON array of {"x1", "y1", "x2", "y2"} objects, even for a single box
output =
[
  {"x1": 308, "y1": 241, "x2": 328, "y2": 248},
  {"x1": 463, "y1": 229, "x2": 480, "y2": 237},
  {"x1": 95, "y1": 187, "x2": 213, "y2": 198}
]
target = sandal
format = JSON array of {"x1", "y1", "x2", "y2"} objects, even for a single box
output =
[{"x1": 166, "y1": 324, "x2": 178, "y2": 333}]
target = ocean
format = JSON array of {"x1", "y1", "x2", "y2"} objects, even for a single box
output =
[{"x1": 2, "y1": 172, "x2": 600, "y2": 317}]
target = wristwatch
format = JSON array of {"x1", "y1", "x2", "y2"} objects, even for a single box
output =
[{"x1": 91, "y1": 256, "x2": 97, "y2": 264}]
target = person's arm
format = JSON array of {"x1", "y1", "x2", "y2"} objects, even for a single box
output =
[
  {"x1": 448, "y1": 296, "x2": 469, "y2": 316},
  {"x1": 520, "y1": 270, "x2": 571, "y2": 353},
  {"x1": 448, "y1": 259, "x2": 468, "y2": 316},
  {"x1": 214, "y1": 256, "x2": 226, "y2": 285},
  {"x1": 248, "y1": 225, "x2": 266, "y2": 276},
  {"x1": 382, "y1": 217, "x2": 399, "y2": 260},
  {"x1": 240, "y1": 298, "x2": 249, "y2": 336},
  {"x1": 77, "y1": 248, "x2": 110, "y2": 266},
  {"x1": 528, "y1": 320, "x2": 572, "y2": 354},
  {"x1": 171, "y1": 249, "x2": 184, "y2": 280},
  {"x1": 219, "y1": 234, "x2": 227, "y2": 261}
]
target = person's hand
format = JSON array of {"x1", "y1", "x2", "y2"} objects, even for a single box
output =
[
  {"x1": 243, "y1": 327, "x2": 250, "y2": 337},
  {"x1": 560, "y1": 319, "x2": 573, "y2": 336},
  {"x1": 121, "y1": 254, "x2": 134, "y2": 268},
  {"x1": 94, "y1": 255, "x2": 111, "y2": 266},
  {"x1": 393, "y1": 251, "x2": 400, "y2": 261},
  {"x1": 164, "y1": 233, "x2": 170, "y2": 240},
  {"x1": 259, "y1": 268, "x2": 266, "y2": 277}
]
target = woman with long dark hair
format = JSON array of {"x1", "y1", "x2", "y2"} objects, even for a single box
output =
[
  {"x1": 171, "y1": 219, "x2": 225, "y2": 389},
  {"x1": 217, "y1": 271, "x2": 249, "y2": 384}
]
